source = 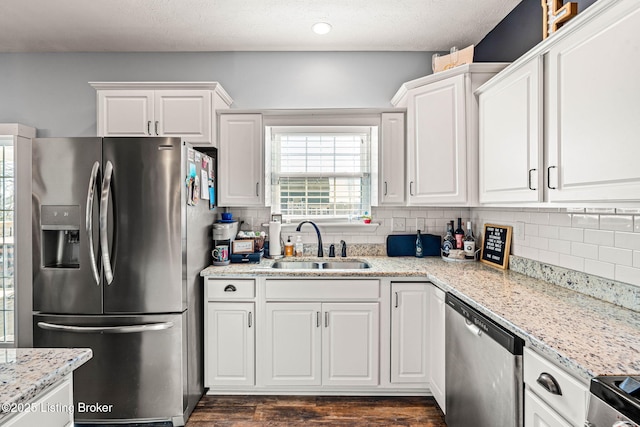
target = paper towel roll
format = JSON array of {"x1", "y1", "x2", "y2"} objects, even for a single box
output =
[{"x1": 269, "y1": 221, "x2": 282, "y2": 257}]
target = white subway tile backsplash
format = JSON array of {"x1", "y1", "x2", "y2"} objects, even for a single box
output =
[
  {"x1": 615, "y1": 265, "x2": 640, "y2": 287},
  {"x1": 549, "y1": 213, "x2": 572, "y2": 227},
  {"x1": 538, "y1": 250, "x2": 560, "y2": 266},
  {"x1": 584, "y1": 259, "x2": 615, "y2": 280},
  {"x1": 548, "y1": 238, "x2": 571, "y2": 254},
  {"x1": 513, "y1": 211, "x2": 531, "y2": 222},
  {"x1": 427, "y1": 210, "x2": 444, "y2": 218},
  {"x1": 530, "y1": 236, "x2": 549, "y2": 251},
  {"x1": 558, "y1": 227, "x2": 584, "y2": 242},
  {"x1": 599, "y1": 246, "x2": 633, "y2": 266},
  {"x1": 518, "y1": 246, "x2": 540, "y2": 260},
  {"x1": 634, "y1": 251, "x2": 640, "y2": 268},
  {"x1": 584, "y1": 229, "x2": 615, "y2": 246},
  {"x1": 571, "y1": 242, "x2": 599, "y2": 260},
  {"x1": 531, "y1": 212, "x2": 550, "y2": 225},
  {"x1": 538, "y1": 225, "x2": 560, "y2": 239},
  {"x1": 615, "y1": 231, "x2": 640, "y2": 250},
  {"x1": 635, "y1": 216, "x2": 640, "y2": 233},
  {"x1": 525, "y1": 223, "x2": 539, "y2": 236},
  {"x1": 572, "y1": 214, "x2": 599, "y2": 229},
  {"x1": 600, "y1": 215, "x2": 633, "y2": 232},
  {"x1": 558, "y1": 253, "x2": 585, "y2": 272}
]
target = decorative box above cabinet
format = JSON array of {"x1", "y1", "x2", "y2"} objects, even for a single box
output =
[
  {"x1": 391, "y1": 64, "x2": 508, "y2": 206},
  {"x1": 90, "y1": 82, "x2": 233, "y2": 146}
]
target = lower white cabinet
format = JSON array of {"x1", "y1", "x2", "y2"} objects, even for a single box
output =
[
  {"x1": 264, "y1": 302, "x2": 379, "y2": 387},
  {"x1": 428, "y1": 286, "x2": 446, "y2": 413},
  {"x1": 523, "y1": 347, "x2": 588, "y2": 427},
  {"x1": 205, "y1": 302, "x2": 255, "y2": 387},
  {"x1": 3, "y1": 377, "x2": 73, "y2": 427},
  {"x1": 390, "y1": 283, "x2": 429, "y2": 384}
]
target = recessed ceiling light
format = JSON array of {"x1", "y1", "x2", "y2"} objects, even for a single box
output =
[{"x1": 312, "y1": 22, "x2": 332, "y2": 35}]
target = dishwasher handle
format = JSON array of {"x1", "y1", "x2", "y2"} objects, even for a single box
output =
[{"x1": 465, "y1": 319, "x2": 482, "y2": 336}]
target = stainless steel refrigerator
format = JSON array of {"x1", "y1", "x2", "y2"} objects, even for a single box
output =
[{"x1": 31, "y1": 137, "x2": 215, "y2": 425}]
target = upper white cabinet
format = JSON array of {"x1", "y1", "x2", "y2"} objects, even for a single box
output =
[
  {"x1": 392, "y1": 64, "x2": 508, "y2": 206},
  {"x1": 478, "y1": 57, "x2": 543, "y2": 203},
  {"x1": 546, "y1": 1, "x2": 640, "y2": 203},
  {"x1": 91, "y1": 82, "x2": 232, "y2": 146},
  {"x1": 218, "y1": 113, "x2": 264, "y2": 207},
  {"x1": 477, "y1": 0, "x2": 640, "y2": 205},
  {"x1": 379, "y1": 112, "x2": 406, "y2": 205}
]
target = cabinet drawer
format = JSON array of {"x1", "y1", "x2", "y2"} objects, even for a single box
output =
[
  {"x1": 523, "y1": 347, "x2": 587, "y2": 426},
  {"x1": 207, "y1": 279, "x2": 255, "y2": 299},
  {"x1": 265, "y1": 279, "x2": 379, "y2": 300},
  {"x1": 4, "y1": 377, "x2": 73, "y2": 427}
]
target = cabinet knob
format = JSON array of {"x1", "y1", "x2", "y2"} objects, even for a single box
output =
[
  {"x1": 224, "y1": 284, "x2": 236, "y2": 292},
  {"x1": 536, "y1": 372, "x2": 562, "y2": 395}
]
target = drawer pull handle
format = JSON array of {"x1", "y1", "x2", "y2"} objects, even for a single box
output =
[
  {"x1": 536, "y1": 372, "x2": 562, "y2": 395},
  {"x1": 224, "y1": 284, "x2": 237, "y2": 292}
]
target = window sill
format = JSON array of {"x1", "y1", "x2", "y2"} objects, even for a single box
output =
[{"x1": 262, "y1": 222, "x2": 380, "y2": 234}]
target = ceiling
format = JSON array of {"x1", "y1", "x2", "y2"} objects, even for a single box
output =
[{"x1": 0, "y1": 0, "x2": 522, "y2": 52}]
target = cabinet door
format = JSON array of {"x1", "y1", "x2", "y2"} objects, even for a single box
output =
[
  {"x1": 407, "y1": 74, "x2": 467, "y2": 205},
  {"x1": 3, "y1": 377, "x2": 73, "y2": 427},
  {"x1": 391, "y1": 283, "x2": 429, "y2": 384},
  {"x1": 525, "y1": 389, "x2": 572, "y2": 427},
  {"x1": 428, "y1": 286, "x2": 446, "y2": 413},
  {"x1": 218, "y1": 114, "x2": 264, "y2": 206},
  {"x1": 379, "y1": 112, "x2": 406, "y2": 205},
  {"x1": 205, "y1": 302, "x2": 254, "y2": 387},
  {"x1": 479, "y1": 57, "x2": 543, "y2": 203},
  {"x1": 264, "y1": 302, "x2": 321, "y2": 386},
  {"x1": 546, "y1": 3, "x2": 640, "y2": 202},
  {"x1": 97, "y1": 90, "x2": 154, "y2": 137},
  {"x1": 322, "y1": 303, "x2": 379, "y2": 386},
  {"x1": 155, "y1": 90, "x2": 212, "y2": 144}
]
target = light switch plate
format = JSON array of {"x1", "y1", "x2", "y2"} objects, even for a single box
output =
[{"x1": 392, "y1": 217, "x2": 406, "y2": 232}]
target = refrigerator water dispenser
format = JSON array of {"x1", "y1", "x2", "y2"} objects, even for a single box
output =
[{"x1": 40, "y1": 205, "x2": 81, "y2": 269}]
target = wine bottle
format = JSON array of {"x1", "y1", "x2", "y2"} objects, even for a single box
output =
[
  {"x1": 454, "y1": 218, "x2": 464, "y2": 249},
  {"x1": 442, "y1": 221, "x2": 455, "y2": 256},
  {"x1": 415, "y1": 230, "x2": 424, "y2": 258},
  {"x1": 463, "y1": 221, "x2": 476, "y2": 259}
]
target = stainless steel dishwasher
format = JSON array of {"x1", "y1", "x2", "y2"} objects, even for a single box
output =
[{"x1": 445, "y1": 293, "x2": 524, "y2": 427}]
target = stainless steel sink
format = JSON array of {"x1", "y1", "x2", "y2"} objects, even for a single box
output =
[
  {"x1": 270, "y1": 260, "x2": 370, "y2": 270},
  {"x1": 320, "y1": 261, "x2": 370, "y2": 270}
]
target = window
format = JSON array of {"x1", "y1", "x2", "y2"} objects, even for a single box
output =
[{"x1": 268, "y1": 126, "x2": 376, "y2": 220}]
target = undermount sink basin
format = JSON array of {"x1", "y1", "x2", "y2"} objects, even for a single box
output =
[{"x1": 270, "y1": 260, "x2": 371, "y2": 270}]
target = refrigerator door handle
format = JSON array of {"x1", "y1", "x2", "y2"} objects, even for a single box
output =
[
  {"x1": 100, "y1": 160, "x2": 115, "y2": 285},
  {"x1": 37, "y1": 321, "x2": 174, "y2": 334},
  {"x1": 86, "y1": 161, "x2": 101, "y2": 285}
]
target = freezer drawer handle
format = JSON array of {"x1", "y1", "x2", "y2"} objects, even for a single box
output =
[
  {"x1": 37, "y1": 321, "x2": 174, "y2": 334},
  {"x1": 536, "y1": 372, "x2": 562, "y2": 395},
  {"x1": 86, "y1": 161, "x2": 101, "y2": 285},
  {"x1": 100, "y1": 160, "x2": 115, "y2": 285}
]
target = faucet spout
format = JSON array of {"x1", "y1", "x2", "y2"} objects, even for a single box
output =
[{"x1": 296, "y1": 221, "x2": 323, "y2": 257}]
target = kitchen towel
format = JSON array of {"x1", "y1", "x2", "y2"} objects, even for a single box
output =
[{"x1": 269, "y1": 221, "x2": 282, "y2": 257}]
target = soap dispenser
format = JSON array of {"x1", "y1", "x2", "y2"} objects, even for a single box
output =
[
  {"x1": 294, "y1": 235, "x2": 304, "y2": 257},
  {"x1": 284, "y1": 236, "x2": 294, "y2": 257}
]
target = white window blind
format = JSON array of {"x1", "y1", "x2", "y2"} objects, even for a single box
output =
[{"x1": 270, "y1": 127, "x2": 372, "y2": 219}]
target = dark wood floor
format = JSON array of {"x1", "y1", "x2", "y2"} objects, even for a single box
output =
[{"x1": 186, "y1": 395, "x2": 446, "y2": 426}]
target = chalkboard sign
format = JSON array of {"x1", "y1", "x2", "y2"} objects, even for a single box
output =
[{"x1": 480, "y1": 224, "x2": 513, "y2": 269}]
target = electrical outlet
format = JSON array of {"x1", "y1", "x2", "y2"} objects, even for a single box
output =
[
  {"x1": 392, "y1": 217, "x2": 406, "y2": 232},
  {"x1": 515, "y1": 221, "x2": 525, "y2": 239}
]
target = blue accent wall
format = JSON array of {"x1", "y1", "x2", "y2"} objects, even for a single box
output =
[{"x1": 475, "y1": 0, "x2": 598, "y2": 62}]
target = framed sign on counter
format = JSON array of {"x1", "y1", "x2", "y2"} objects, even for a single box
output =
[{"x1": 480, "y1": 224, "x2": 512, "y2": 269}]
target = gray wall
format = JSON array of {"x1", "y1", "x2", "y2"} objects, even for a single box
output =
[{"x1": 0, "y1": 51, "x2": 432, "y2": 137}]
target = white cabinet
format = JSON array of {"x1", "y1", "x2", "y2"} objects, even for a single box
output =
[
  {"x1": 428, "y1": 286, "x2": 446, "y2": 413},
  {"x1": 218, "y1": 113, "x2": 264, "y2": 207},
  {"x1": 477, "y1": 0, "x2": 640, "y2": 205},
  {"x1": 206, "y1": 302, "x2": 255, "y2": 387},
  {"x1": 392, "y1": 64, "x2": 507, "y2": 206},
  {"x1": 478, "y1": 57, "x2": 543, "y2": 203},
  {"x1": 3, "y1": 377, "x2": 73, "y2": 427},
  {"x1": 91, "y1": 82, "x2": 232, "y2": 146},
  {"x1": 546, "y1": 1, "x2": 640, "y2": 203},
  {"x1": 390, "y1": 282, "x2": 429, "y2": 384},
  {"x1": 379, "y1": 112, "x2": 406, "y2": 205},
  {"x1": 204, "y1": 279, "x2": 256, "y2": 388},
  {"x1": 264, "y1": 301, "x2": 379, "y2": 387},
  {"x1": 523, "y1": 347, "x2": 588, "y2": 427}
]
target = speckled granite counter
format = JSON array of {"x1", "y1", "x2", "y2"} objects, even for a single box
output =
[
  {"x1": 0, "y1": 348, "x2": 92, "y2": 421},
  {"x1": 201, "y1": 256, "x2": 640, "y2": 382}
]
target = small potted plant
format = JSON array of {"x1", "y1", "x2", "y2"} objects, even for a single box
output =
[{"x1": 362, "y1": 212, "x2": 372, "y2": 224}]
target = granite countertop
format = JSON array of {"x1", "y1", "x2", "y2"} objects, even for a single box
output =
[
  {"x1": 201, "y1": 256, "x2": 640, "y2": 382},
  {"x1": 0, "y1": 348, "x2": 92, "y2": 420}
]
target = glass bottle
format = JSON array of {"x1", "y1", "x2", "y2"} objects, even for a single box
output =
[
  {"x1": 442, "y1": 221, "x2": 455, "y2": 257},
  {"x1": 454, "y1": 218, "x2": 464, "y2": 249},
  {"x1": 463, "y1": 221, "x2": 476, "y2": 259},
  {"x1": 415, "y1": 230, "x2": 424, "y2": 258}
]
